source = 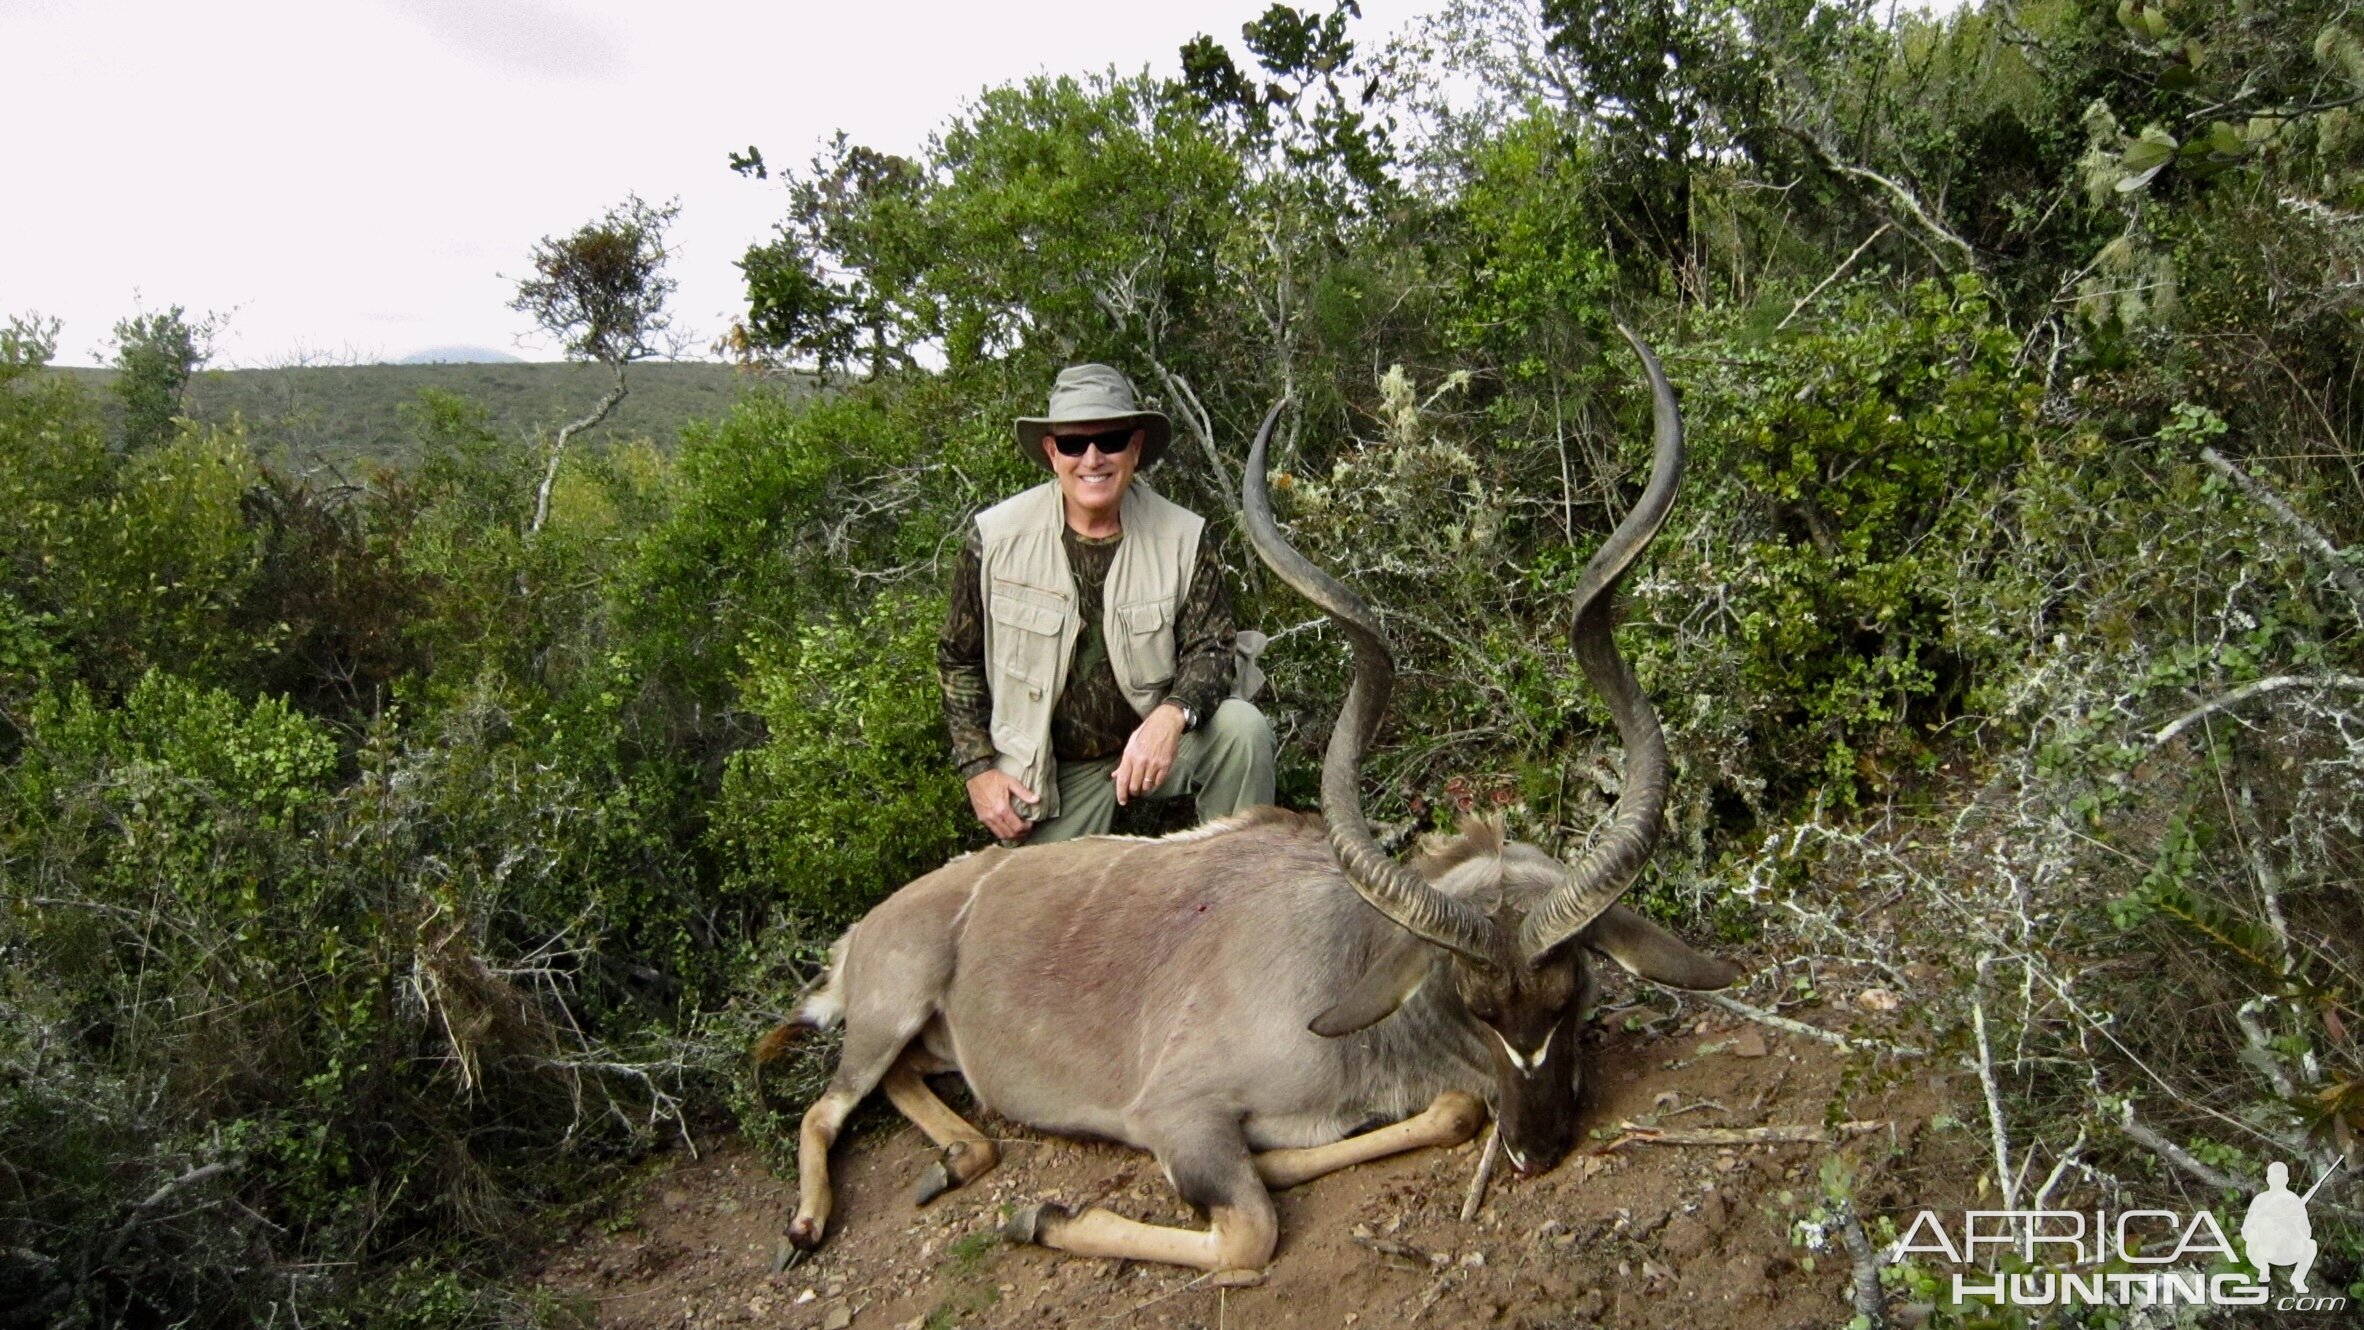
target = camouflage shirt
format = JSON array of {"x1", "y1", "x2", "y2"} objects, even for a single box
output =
[{"x1": 939, "y1": 525, "x2": 1238, "y2": 778}]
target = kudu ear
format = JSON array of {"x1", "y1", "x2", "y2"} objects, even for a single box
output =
[
  {"x1": 1581, "y1": 904, "x2": 1742, "y2": 991},
  {"x1": 1310, "y1": 930, "x2": 1434, "y2": 1038}
]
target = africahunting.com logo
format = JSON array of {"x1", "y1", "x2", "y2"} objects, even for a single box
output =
[{"x1": 1891, "y1": 1160, "x2": 2349, "y2": 1313}]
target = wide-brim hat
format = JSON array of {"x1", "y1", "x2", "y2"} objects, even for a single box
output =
[{"x1": 1014, "y1": 363, "x2": 1172, "y2": 471}]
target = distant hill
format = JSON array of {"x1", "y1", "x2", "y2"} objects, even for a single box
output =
[
  {"x1": 52, "y1": 361, "x2": 807, "y2": 475},
  {"x1": 393, "y1": 346, "x2": 527, "y2": 365}
]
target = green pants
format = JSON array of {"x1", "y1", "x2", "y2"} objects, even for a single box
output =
[{"x1": 1027, "y1": 699, "x2": 1277, "y2": 843}]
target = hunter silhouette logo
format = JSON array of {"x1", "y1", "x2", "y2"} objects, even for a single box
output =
[{"x1": 2243, "y1": 1160, "x2": 2334, "y2": 1293}]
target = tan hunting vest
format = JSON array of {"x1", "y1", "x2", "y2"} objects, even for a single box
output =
[{"x1": 975, "y1": 479, "x2": 1202, "y2": 823}]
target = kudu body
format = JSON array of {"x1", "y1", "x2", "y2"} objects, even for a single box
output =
[{"x1": 771, "y1": 332, "x2": 1739, "y2": 1279}]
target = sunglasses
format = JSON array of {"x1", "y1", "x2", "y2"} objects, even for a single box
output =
[{"x1": 1049, "y1": 427, "x2": 1137, "y2": 457}]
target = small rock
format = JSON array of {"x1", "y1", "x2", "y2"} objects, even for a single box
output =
[
  {"x1": 714, "y1": 1197, "x2": 741, "y2": 1216},
  {"x1": 1732, "y1": 1029, "x2": 1770, "y2": 1058},
  {"x1": 820, "y1": 1304, "x2": 852, "y2": 1330},
  {"x1": 662, "y1": 1189, "x2": 690, "y2": 1210},
  {"x1": 1658, "y1": 1215, "x2": 1711, "y2": 1260},
  {"x1": 794, "y1": 1288, "x2": 817, "y2": 1305},
  {"x1": 1857, "y1": 987, "x2": 1902, "y2": 1013},
  {"x1": 1351, "y1": 1223, "x2": 1374, "y2": 1240},
  {"x1": 1460, "y1": 1250, "x2": 1486, "y2": 1269},
  {"x1": 1569, "y1": 1288, "x2": 1606, "y2": 1319}
]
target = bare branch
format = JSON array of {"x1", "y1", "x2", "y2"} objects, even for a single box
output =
[
  {"x1": 1778, "y1": 224, "x2": 1892, "y2": 332},
  {"x1": 532, "y1": 364, "x2": 627, "y2": 535},
  {"x1": 2201, "y1": 446, "x2": 2364, "y2": 616},
  {"x1": 2151, "y1": 674, "x2": 2364, "y2": 746}
]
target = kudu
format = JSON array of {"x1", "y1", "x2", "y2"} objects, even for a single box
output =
[{"x1": 766, "y1": 329, "x2": 1740, "y2": 1280}]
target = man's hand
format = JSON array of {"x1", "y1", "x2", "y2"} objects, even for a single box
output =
[
  {"x1": 966, "y1": 768, "x2": 1039, "y2": 841},
  {"x1": 1113, "y1": 703, "x2": 1188, "y2": 805}
]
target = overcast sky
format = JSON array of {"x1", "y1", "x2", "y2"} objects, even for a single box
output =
[{"x1": 2, "y1": 0, "x2": 1438, "y2": 367}]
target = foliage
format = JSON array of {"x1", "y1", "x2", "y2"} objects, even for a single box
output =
[
  {"x1": 51, "y1": 359, "x2": 760, "y2": 475},
  {"x1": 714, "y1": 593, "x2": 969, "y2": 925},
  {"x1": 108, "y1": 304, "x2": 217, "y2": 453},
  {"x1": 510, "y1": 194, "x2": 681, "y2": 369}
]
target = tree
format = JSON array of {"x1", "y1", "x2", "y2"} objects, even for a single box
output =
[
  {"x1": 110, "y1": 304, "x2": 216, "y2": 452},
  {"x1": 509, "y1": 193, "x2": 680, "y2": 534}
]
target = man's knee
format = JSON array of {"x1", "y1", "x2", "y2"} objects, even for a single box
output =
[{"x1": 1206, "y1": 698, "x2": 1274, "y2": 755}]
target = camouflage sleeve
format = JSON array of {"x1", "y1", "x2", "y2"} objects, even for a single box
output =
[
  {"x1": 1169, "y1": 536, "x2": 1237, "y2": 726},
  {"x1": 938, "y1": 531, "x2": 997, "y2": 779}
]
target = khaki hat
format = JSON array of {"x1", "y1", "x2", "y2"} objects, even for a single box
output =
[{"x1": 1014, "y1": 363, "x2": 1172, "y2": 471}]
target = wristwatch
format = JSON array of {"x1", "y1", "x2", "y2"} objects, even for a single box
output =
[{"x1": 1168, "y1": 701, "x2": 1198, "y2": 731}]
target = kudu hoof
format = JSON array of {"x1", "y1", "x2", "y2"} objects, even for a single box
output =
[
  {"x1": 913, "y1": 1160, "x2": 954, "y2": 1206},
  {"x1": 1001, "y1": 1200, "x2": 1068, "y2": 1246},
  {"x1": 785, "y1": 1214, "x2": 825, "y2": 1251}
]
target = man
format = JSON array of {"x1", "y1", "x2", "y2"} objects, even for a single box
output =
[
  {"x1": 939, "y1": 363, "x2": 1275, "y2": 843},
  {"x1": 2241, "y1": 1161, "x2": 2320, "y2": 1293}
]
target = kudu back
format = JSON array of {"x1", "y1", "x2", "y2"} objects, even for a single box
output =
[{"x1": 766, "y1": 330, "x2": 1740, "y2": 1280}]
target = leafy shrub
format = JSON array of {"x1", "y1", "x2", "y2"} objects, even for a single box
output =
[{"x1": 713, "y1": 591, "x2": 970, "y2": 925}]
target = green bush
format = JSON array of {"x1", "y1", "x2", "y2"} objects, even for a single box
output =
[{"x1": 714, "y1": 591, "x2": 970, "y2": 925}]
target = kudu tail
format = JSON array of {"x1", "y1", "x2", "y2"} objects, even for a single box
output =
[{"x1": 752, "y1": 926, "x2": 856, "y2": 1066}]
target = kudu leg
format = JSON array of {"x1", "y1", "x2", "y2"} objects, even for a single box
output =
[
  {"x1": 1005, "y1": 1116, "x2": 1278, "y2": 1282},
  {"x1": 879, "y1": 1054, "x2": 1001, "y2": 1204},
  {"x1": 1252, "y1": 1091, "x2": 1486, "y2": 1189},
  {"x1": 788, "y1": 1025, "x2": 930, "y2": 1249}
]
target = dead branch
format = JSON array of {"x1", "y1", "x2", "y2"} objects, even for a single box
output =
[
  {"x1": 1778, "y1": 224, "x2": 1893, "y2": 332},
  {"x1": 1460, "y1": 1125, "x2": 1499, "y2": 1222},
  {"x1": 532, "y1": 362, "x2": 627, "y2": 535},
  {"x1": 2118, "y1": 1100, "x2": 2242, "y2": 1192},
  {"x1": 2199, "y1": 446, "x2": 2364, "y2": 615},
  {"x1": 2151, "y1": 674, "x2": 2364, "y2": 746},
  {"x1": 1597, "y1": 1121, "x2": 1886, "y2": 1150},
  {"x1": 101, "y1": 1161, "x2": 233, "y2": 1272},
  {"x1": 1973, "y1": 955, "x2": 2019, "y2": 1210},
  {"x1": 1699, "y1": 990, "x2": 1925, "y2": 1057},
  {"x1": 1834, "y1": 1197, "x2": 1890, "y2": 1330},
  {"x1": 1142, "y1": 362, "x2": 1244, "y2": 526},
  {"x1": 1786, "y1": 129, "x2": 1978, "y2": 271}
]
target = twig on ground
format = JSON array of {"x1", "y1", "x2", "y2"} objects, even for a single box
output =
[
  {"x1": 1698, "y1": 992, "x2": 1845, "y2": 1046},
  {"x1": 1597, "y1": 1121, "x2": 1885, "y2": 1150},
  {"x1": 2118, "y1": 1101, "x2": 2242, "y2": 1193},
  {"x1": 1699, "y1": 991, "x2": 1926, "y2": 1057},
  {"x1": 1460, "y1": 1125, "x2": 1499, "y2": 1222},
  {"x1": 1104, "y1": 1269, "x2": 1214, "y2": 1320},
  {"x1": 2033, "y1": 1127, "x2": 2089, "y2": 1210}
]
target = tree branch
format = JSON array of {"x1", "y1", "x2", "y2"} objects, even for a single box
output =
[
  {"x1": 1143, "y1": 362, "x2": 1244, "y2": 525},
  {"x1": 2150, "y1": 674, "x2": 2364, "y2": 746},
  {"x1": 2200, "y1": 446, "x2": 2364, "y2": 617},
  {"x1": 532, "y1": 362, "x2": 628, "y2": 535},
  {"x1": 1786, "y1": 128, "x2": 1977, "y2": 272}
]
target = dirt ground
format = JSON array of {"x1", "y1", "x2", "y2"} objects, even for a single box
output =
[{"x1": 535, "y1": 978, "x2": 1945, "y2": 1330}]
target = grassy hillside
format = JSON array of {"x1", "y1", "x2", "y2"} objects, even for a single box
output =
[{"x1": 55, "y1": 361, "x2": 792, "y2": 473}]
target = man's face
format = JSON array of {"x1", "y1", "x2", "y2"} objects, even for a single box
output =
[{"x1": 1043, "y1": 419, "x2": 1142, "y2": 525}]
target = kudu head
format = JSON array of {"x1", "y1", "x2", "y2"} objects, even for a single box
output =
[{"x1": 1241, "y1": 328, "x2": 1741, "y2": 1176}]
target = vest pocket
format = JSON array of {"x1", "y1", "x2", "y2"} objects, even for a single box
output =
[
  {"x1": 1114, "y1": 599, "x2": 1176, "y2": 691},
  {"x1": 988, "y1": 587, "x2": 1064, "y2": 703}
]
